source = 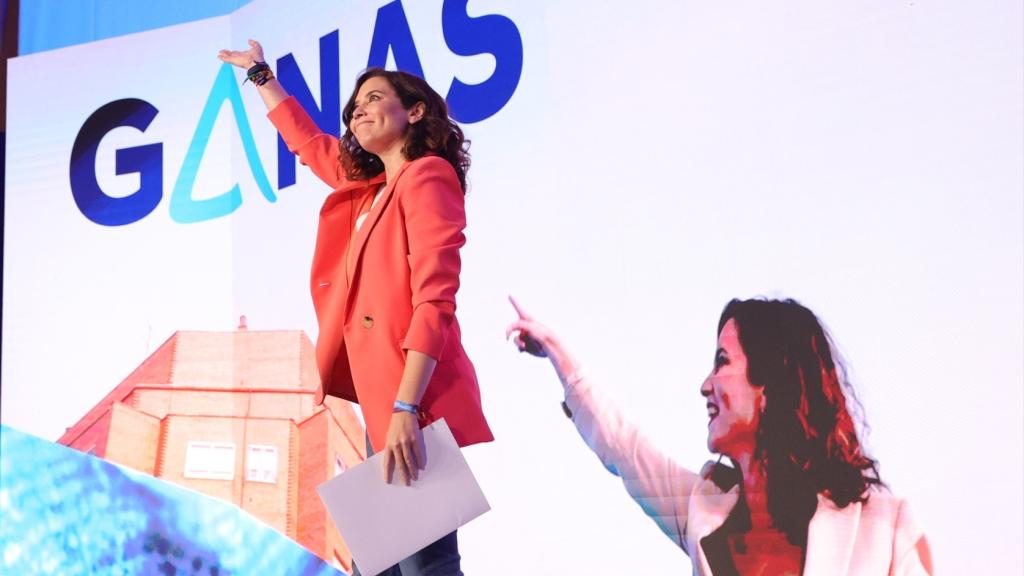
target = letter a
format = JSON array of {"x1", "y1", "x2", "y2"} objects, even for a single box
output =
[
  {"x1": 367, "y1": 0, "x2": 425, "y2": 78},
  {"x1": 171, "y1": 63, "x2": 276, "y2": 224}
]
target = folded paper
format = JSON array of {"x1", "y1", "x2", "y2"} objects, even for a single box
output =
[{"x1": 317, "y1": 419, "x2": 490, "y2": 575}]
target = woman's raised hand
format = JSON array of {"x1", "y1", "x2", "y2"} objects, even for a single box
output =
[
  {"x1": 506, "y1": 295, "x2": 554, "y2": 357},
  {"x1": 507, "y1": 295, "x2": 584, "y2": 386},
  {"x1": 216, "y1": 40, "x2": 288, "y2": 110},
  {"x1": 218, "y1": 39, "x2": 266, "y2": 69}
]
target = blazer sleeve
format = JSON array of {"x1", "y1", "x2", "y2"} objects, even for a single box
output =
[
  {"x1": 267, "y1": 96, "x2": 346, "y2": 190},
  {"x1": 891, "y1": 498, "x2": 934, "y2": 575},
  {"x1": 563, "y1": 373, "x2": 700, "y2": 549},
  {"x1": 398, "y1": 156, "x2": 466, "y2": 360}
]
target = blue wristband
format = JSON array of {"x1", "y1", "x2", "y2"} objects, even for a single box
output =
[{"x1": 393, "y1": 400, "x2": 419, "y2": 416}]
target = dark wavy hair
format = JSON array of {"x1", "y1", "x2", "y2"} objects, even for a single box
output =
[
  {"x1": 339, "y1": 68, "x2": 470, "y2": 192},
  {"x1": 718, "y1": 298, "x2": 883, "y2": 546}
]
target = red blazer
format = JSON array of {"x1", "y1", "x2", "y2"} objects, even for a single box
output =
[{"x1": 268, "y1": 97, "x2": 492, "y2": 452}]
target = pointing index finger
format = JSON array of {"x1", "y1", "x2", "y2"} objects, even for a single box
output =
[{"x1": 508, "y1": 294, "x2": 529, "y2": 320}]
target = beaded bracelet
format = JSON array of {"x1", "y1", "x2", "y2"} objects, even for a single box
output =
[{"x1": 245, "y1": 61, "x2": 274, "y2": 86}]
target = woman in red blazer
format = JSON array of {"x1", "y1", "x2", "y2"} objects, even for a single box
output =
[{"x1": 220, "y1": 41, "x2": 491, "y2": 575}]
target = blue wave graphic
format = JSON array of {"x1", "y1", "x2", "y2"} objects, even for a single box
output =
[{"x1": 0, "y1": 425, "x2": 342, "y2": 575}]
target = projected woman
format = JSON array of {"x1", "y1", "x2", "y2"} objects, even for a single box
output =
[
  {"x1": 507, "y1": 296, "x2": 933, "y2": 575},
  {"x1": 219, "y1": 41, "x2": 491, "y2": 575}
]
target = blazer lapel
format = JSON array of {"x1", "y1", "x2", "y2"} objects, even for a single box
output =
[
  {"x1": 314, "y1": 175, "x2": 385, "y2": 405},
  {"x1": 688, "y1": 465, "x2": 741, "y2": 575},
  {"x1": 345, "y1": 161, "x2": 412, "y2": 291},
  {"x1": 803, "y1": 495, "x2": 861, "y2": 576}
]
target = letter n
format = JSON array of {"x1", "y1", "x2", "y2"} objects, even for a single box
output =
[{"x1": 276, "y1": 30, "x2": 341, "y2": 190}]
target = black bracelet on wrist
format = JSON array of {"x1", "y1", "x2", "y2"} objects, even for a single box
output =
[{"x1": 244, "y1": 61, "x2": 273, "y2": 86}]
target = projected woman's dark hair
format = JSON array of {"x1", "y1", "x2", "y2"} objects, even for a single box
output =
[{"x1": 716, "y1": 298, "x2": 883, "y2": 546}]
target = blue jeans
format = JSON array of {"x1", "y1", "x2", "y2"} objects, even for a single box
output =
[
  {"x1": 351, "y1": 531, "x2": 461, "y2": 576},
  {"x1": 350, "y1": 437, "x2": 463, "y2": 576}
]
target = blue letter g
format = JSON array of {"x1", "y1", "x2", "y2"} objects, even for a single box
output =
[{"x1": 70, "y1": 98, "x2": 162, "y2": 226}]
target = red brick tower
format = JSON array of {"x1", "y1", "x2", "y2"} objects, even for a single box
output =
[{"x1": 58, "y1": 319, "x2": 365, "y2": 571}]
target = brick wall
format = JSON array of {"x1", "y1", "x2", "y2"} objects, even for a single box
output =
[
  {"x1": 55, "y1": 329, "x2": 365, "y2": 568},
  {"x1": 104, "y1": 403, "x2": 160, "y2": 475}
]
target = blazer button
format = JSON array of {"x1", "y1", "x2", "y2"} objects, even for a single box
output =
[{"x1": 362, "y1": 315, "x2": 374, "y2": 329}]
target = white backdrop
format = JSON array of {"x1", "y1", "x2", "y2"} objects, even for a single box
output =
[{"x1": 4, "y1": 1, "x2": 1022, "y2": 573}]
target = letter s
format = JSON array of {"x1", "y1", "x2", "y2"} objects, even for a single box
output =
[
  {"x1": 70, "y1": 98, "x2": 163, "y2": 226},
  {"x1": 442, "y1": 0, "x2": 523, "y2": 123}
]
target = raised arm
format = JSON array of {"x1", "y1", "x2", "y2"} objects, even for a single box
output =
[
  {"x1": 218, "y1": 40, "x2": 352, "y2": 189},
  {"x1": 506, "y1": 297, "x2": 700, "y2": 548}
]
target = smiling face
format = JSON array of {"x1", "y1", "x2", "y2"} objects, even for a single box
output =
[
  {"x1": 700, "y1": 318, "x2": 765, "y2": 459},
  {"x1": 348, "y1": 76, "x2": 423, "y2": 158}
]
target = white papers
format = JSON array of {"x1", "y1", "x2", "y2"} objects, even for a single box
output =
[{"x1": 316, "y1": 419, "x2": 490, "y2": 576}]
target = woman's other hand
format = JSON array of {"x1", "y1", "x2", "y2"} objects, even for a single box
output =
[
  {"x1": 217, "y1": 39, "x2": 265, "y2": 68},
  {"x1": 382, "y1": 411, "x2": 426, "y2": 486}
]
